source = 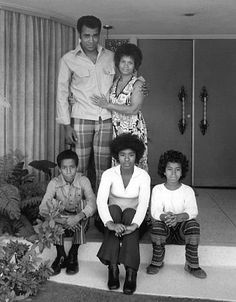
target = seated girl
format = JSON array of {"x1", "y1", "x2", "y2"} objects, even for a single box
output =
[{"x1": 96, "y1": 133, "x2": 151, "y2": 295}]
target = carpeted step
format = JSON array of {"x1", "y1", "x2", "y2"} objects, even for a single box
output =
[
  {"x1": 42, "y1": 241, "x2": 236, "y2": 268},
  {"x1": 49, "y1": 260, "x2": 236, "y2": 301}
]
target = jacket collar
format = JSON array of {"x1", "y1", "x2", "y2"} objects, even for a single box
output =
[{"x1": 73, "y1": 43, "x2": 104, "y2": 56}]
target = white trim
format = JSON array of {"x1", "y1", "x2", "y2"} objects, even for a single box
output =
[
  {"x1": 101, "y1": 36, "x2": 131, "y2": 48},
  {"x1": 105, "y1": 34, "x2": 236, "y2": 40}
]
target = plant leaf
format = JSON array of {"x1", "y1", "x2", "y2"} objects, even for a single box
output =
[
  {"x1": 0, "y1": 184, "x2": 21, "y2": 219},
  {"x1": 29, "y1": 160, "x2": 56, "y2": 174}
]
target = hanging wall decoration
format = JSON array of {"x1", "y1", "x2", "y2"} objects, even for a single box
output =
[
  {"x1": 199, "y1": 86, "x2": 209, "y2": 135},
  {"x1": 105, "y1": 39, "x2": 129, "y2": 52},
  {"x1": 178, "y1": 86, "x2": 187, "y2": 134},
  {"x1": 103, "y1": 24, "x2": 129, "y2": 52}
]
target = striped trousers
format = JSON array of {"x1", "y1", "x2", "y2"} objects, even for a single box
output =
[
  {"x1": 55, "y1": 200, "x2": 89, "y2": 246},
  {"x1": 73, "y1": 118, "x2": 113, "y2": 192},
  {"x1": 56, "y1": 218, "x2": 89, "y2": 246},
  {"x1": 149, "y1": 219, "x2": 200, "y2": 268}
]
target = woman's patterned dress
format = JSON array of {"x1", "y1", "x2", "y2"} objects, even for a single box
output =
[{"x1": 110, "y1": 75, "x2": 148, "y2": 171}]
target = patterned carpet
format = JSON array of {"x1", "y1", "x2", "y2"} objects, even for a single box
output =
[{"x1": 29, "y1": 281, "x2": 223, "y2": 302}]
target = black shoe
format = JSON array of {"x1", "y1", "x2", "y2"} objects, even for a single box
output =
[
  {"x1": 51, "y1": 255, "x2": 67, "y2": 276},
  {"x1": 108, "y1": 264, "x2": 120, "y2": 290},
  {"x1": 66, "y1": 260, "x2": 79, "y2": 275},
  {"x1": 66, "y1": 250, "x2": 79, "y2": 275},
  {"x1": 123, "y1": 267, "x2": 137, "y2": 295},
  {"x1": 146, "y1": 262, "x2": 164, "y2": 274}
]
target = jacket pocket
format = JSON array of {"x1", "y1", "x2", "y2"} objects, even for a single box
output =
[
  {"x1": 72, "y1": 68, "x2": 90, "y2": 87},
  {"x1": 76, "y1": 68, "x2": 90, "y2": 78}
]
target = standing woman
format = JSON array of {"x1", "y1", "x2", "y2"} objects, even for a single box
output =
[
  {"x1": 91, "y1": 43, "x2": 148, "y2": 171},
  {"x1": 96, "y1": 133, "x2": 151, "y2": 295}
]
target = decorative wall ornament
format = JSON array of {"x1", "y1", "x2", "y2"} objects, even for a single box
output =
[
  {"x1": 199, "y1": 86, "x2": 209, "y2": 135},
  {"x1": 103, "y1": 24, "x2": 128, "y2": 52},
  {"x1": 105, "y1": 39, "x2": 129, "y2": 52},
  {"x1": 178, "y1": 86, "x2": 187, "y2": 134}
]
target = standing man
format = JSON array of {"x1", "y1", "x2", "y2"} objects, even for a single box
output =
[{"x1": 56, "y1": 15, "x2": 115, "y2": 192}]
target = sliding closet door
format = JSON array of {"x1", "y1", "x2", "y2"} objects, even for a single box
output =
[
  {"x1": 139, "y1": 40, "x2": 193, "y2": 185},
  {"x1": 194, "y1": 40, "x2": 236, "y2": 186}
]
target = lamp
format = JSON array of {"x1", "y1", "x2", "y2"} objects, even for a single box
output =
[{"x1": 103, "y1": 24, "x2": 113, "y2": 40}]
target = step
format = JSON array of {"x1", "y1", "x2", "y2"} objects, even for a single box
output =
[
  {"x1": 41, "y1": 242, "x2": 236, "y2": 301},
  {"x1": 2, "y1": 236, "x2": 236, "y2": 301},
  {"x1": 49, "y1": 260, "x2": 236, "y2": 302},
  {"x1": 41, "y1": 241, "x2": 236, "y2": 268}
]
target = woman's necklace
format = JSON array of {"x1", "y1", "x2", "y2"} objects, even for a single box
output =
[{"x1": 116, "y1": 76, "x2": 133, "y2": 95}]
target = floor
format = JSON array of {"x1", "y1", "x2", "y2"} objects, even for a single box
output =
[{"x1": 42, "y1": 189, "x2": 236, "y2": 301}]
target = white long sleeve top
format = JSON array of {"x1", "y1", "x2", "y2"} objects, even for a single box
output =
[
  {"x1": 150, "y1": 183, "x2": 198, "y2": 221},
  {"x1": 96, "y1": 165, "x2": 151, "y2": 227}
]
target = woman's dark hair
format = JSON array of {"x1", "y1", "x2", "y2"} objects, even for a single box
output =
[
  {"x1": 110, "y1": 133, "x2": 145, "y2": 164},
  {"x1": 57, "y1": 150, "x2": 79, "y2": 168},
  {"x1": 114, "y1": 43, "x2": 143, "y2": 71},
  {"x1": 77, "y1": 15, "x2": 102, "y2": 34},
  {"x1": 158, "y1": 150, "x2": 189, "y2": 180}
]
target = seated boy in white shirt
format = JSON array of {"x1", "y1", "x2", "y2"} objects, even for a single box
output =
[{"x1": 146, "y1": 150, "x2": 207, "y2": 279}]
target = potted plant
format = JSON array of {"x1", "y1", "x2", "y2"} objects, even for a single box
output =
[
  {"x1": 0, "y1": 151, "x2": 56, "y2": 238},
  {"x1": 0, "y1": 239, "x2": 52, "y2": 301},
  {"x1": 32, "y1": 199, "x2": 66, "y2": 253},
  {"x1": 0, "y1": 198, "x2": 66, "y2": 301}
]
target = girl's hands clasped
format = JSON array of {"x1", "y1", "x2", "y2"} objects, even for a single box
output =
[
  {"x1": 106, "y1": 221, "x2": 126, "y2": 237},
  {"x1": 106, "y1": 221, "x2": 138, "y2": 237},
  {"x1": 122, "y1": 223, "x2": 138, "y2": 235}
]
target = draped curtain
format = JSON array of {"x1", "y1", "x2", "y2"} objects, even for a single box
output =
[{"x1": 0, "y1": 9, "x2": 75, "y2": 171}]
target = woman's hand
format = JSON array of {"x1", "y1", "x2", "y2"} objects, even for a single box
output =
[
  {"x1": 139, "y1": 81, "x2": 149, "y2": 97},
  {"x1": 122, "y1": 223, "x2": 139, "y2": 236},
  {"x1": 137, "y1": 77, "x2": 149, "y2": 97},
  {"x1": 91, "y1": 94, "x2": 109, "y2": 109}
]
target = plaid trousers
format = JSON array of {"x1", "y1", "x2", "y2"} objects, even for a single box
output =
[{"x1": 73, "y1": 118, "x2": 113, "y2": 192}]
